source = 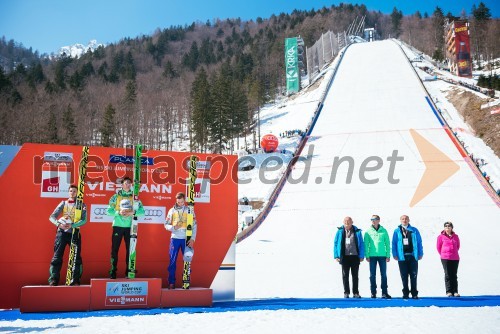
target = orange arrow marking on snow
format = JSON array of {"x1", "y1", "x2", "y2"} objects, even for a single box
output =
[{"x1": 409, "y1": 129, "x2": 460, "y2": 207}]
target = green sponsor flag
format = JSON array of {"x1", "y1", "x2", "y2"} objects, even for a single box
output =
[{"x1": 285, "y1": 37, "x2": 299, "y2": 93}]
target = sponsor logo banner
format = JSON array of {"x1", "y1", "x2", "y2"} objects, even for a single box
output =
[
  {"x1": 44, "y1": 152, "x2": 73, "y2": 162},
  {"x1": 87, "y1": 181, "x2": 172, "y2": 194},
  {"x1": 40, "y1": 171, "x2": 71, "y2": 198},
  {"x1": 90, "y1": 204, "x2": 166, "y2": 223},
  {"x1": 105, "y1": 281, "x2": 148, "y2": 306},
  {"x1": 186, "y1": 178, "x2": 210, "y2": 203},
  {"x1": 185, "y1": 160, "x2": 211, "y2": 170},
  {"x1": 86, "y1": 192, "x2": 107, "y2": 198},
  {"x1": 285, "y1": 37, "x2": 299, "y2": 93},
  {"x1": 109, "y1": 155, "x2": 154, "y2": 165},
  {"x1": 454, "y1": 22, "x2": 472, "y2": 77},
  {"x1": 152, "y1": 195, "x2": 172, "y2": 201},
  {"x1": 196, "y1": 160, "x2": 211, "y2": 170}
]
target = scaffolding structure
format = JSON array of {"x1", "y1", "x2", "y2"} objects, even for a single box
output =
[
  {"x1": 306, "y1": 31, "x2": 339, "y2": 81},
  {"x1": 305, "y1": 16, "x2": 367, "y2": 83}
]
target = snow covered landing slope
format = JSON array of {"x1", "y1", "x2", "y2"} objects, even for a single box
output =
[{"x1": 236, "y1": 40, "x2": 500, "y2": 299}]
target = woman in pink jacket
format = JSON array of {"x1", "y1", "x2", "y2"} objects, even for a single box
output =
[{"x1": 436, "y1": 222, "x2": 461, "y2": 297}]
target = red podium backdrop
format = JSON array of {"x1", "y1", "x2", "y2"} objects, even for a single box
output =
[{"x1": 0, "y1": 143, "x2": 238, "y2": 309}]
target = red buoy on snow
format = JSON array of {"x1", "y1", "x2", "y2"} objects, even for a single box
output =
[{"x1": 261, "y1": 134, "x2": 279, "y2": 153}]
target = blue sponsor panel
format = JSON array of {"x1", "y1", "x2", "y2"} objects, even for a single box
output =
[
  {"x1": 106, "y1": 281, "x2": 148, "y2": 296},
  {"x1": 109, "y1": 155, "x2": 154, "y2": 165},
  {"x1": 0, "y1": 145, "x2": 21, "y2": 177}
]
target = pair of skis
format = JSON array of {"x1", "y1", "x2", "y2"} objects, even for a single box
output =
[
  {"x1": 128, "y1": 144, "x2": 142, "y2": 279},
  {"x1": 65, "y1": 146, "x2": 89, "y2": 285},
  {"x1": 182, "y1": 155, "x2": 198, "y2": 289}
]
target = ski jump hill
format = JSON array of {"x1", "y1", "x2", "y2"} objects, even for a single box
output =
[{"x1": 236, "y1": 39, "x2": 500, "y2": 300}]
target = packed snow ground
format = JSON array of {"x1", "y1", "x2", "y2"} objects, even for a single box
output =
[
  {"x1": 2, "y1": 39, "x2": 499, "y2": 333},
  {"x1": 2, "y1": 306, "x2": 500, "y2": 334}
]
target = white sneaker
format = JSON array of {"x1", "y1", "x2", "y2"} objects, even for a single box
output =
[
  {"x1": 454, "y1": 293, "x2": 460, "y2": 297},
  {"x1": 446, "y1": 293, "x2": 453, "y2": 297}
]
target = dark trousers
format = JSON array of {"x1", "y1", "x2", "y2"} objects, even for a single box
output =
[
  {"x1": 110, "y1": 226, "x2": 131, "y2": 277},
  {"x1": 49, "y1": 229, "x2": 82, "y2": 284},
  {"x1": 369, "y1": 256, "x2": 388, "y2": 295},
  {"x1": 168, "y1": 238, "x2": 186, "y2": 284},
  {"x1": 341, "y1": 255, "x2": 360, "y2": 294},
  {"x1": 398, "y1": 255, "x2": 418, "y2": 297},
  {"x1": 441, "y1": 259, "x2": 459, "y2": 294}
]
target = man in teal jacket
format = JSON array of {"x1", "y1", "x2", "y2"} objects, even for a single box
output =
[
  {"x1": 392, "y1": 215, "x2": 423, "y2": 299},
  {"x1": 106, "y1": 177, "x2": 145, "y2": 279},
  {"x1": 364, "y1": 215, "x2": 391, "y2": 299}
]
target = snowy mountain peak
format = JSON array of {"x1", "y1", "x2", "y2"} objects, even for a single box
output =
[{"x1": 58, "y1": 40, "x2": 104, "y2": 58}]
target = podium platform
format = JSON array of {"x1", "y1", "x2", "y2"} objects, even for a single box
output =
[
  {"x1": 20, "y1": 285, "x2": 91, "y2": 313},
  {"x1": 20, "y1": 278, "x2": 212, "y2": 313},
  {"x1": 161, "y1": 287, "x2": 213, "y2": 307}
]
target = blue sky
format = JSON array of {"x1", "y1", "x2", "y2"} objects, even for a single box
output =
[{"x1": 1, "y1": 0, "x2": 498, "y2": 54}]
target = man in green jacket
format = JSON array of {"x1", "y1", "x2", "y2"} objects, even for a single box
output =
[
  {"x1": 363, "y1": 215, "x2": 391, "y2": 299},
  {"x1": 106, "y1": 177, "x2": 145, "y2": 279}
]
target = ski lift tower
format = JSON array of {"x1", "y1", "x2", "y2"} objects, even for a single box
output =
[{"x1": 364, "y1": 28, "x2": 376, "y2": 42}]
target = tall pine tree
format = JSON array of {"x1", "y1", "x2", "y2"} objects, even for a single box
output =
[
  {"x1": 45, "y1": 109, "x2": 59, "y2": 144},
  {"x1": 54, "y1": 61, "x2": 66, "y2": 90},
  {"x1": 163, "y1": 60, "x2": 178, "y2": 78},
  {"x1": 190, "y1": 67, "x2": 213, "y2": 152},
  {"x1": 100, "y1": 103, "x2": 116, "y2": 147},
  {"x1": 63, "y1": 104, "x2": 78, "y2": 145},
  {"x1": 210, "y1": 62, "x2": 232, "y2": 153},
  {"x1": 471, "y1": 2, "x2": 492, "y2": 67},
  {"x1": 431, "y1": 7, "x2": 445, "y2": 62},
  {"x1": 227, "y1": 78, "x2": 248, "y2": 152},
  {"x1": 122, "y1": 80, "x2": 138, "y2": 144},
  {"x1": 390, "y1": 7, "x2": 403, "y2": 38},
  {"x1": 182, "y1": 41, "x2": 200, "y2": 71}
]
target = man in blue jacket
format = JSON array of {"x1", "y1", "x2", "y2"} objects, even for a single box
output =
[
  {"x1": 392, "y1": 215, "x2": 423, "y2": 299},
  {"x1": 334, "y1": 216, "x2": 365, "y2": 298}
]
